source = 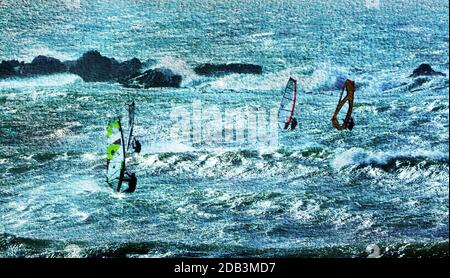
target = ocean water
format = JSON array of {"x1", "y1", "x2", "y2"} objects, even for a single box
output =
[{"x1": 0, "y1": 0, "x2": 448, "y2": 258}]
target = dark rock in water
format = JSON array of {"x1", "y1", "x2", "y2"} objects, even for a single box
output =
[
  {"x1": 22, "y1": 56, "x2": 66, "y2": 76},
  {"x1": 67, "y1": 50, "x2": 119, "y2": 82},
  {"x1": 123, "y1": 68, "x2": 182, "y2": 88},
  {"x1": 410, "y1": 64, "x2": 445, "y2": 77},
  {"x1": 1, "y1": 56, "x2": 65, "y2": 77},
  {"x1": 63, "y1": 60, "x2": 77, "y2": 71},
  {"x1": 1, "y1": 50, "x2": 182, "y2": 89},
  {"x1": 0, "y1": 60, "x2": 22, "y2": 77},
  {"x1": 67, "y1": 51, "x2": 143, "y2": 83},
  {"x1": 115, "y1": 58, "x2": 142, "y2": 83},
  {"x1": 194, "y1": 63, "x2": 262, "y2": 76}
]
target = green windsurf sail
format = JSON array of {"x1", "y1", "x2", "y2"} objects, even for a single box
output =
[{"x1": 106, "y1": 118, "x2": 126, "y2": 192}]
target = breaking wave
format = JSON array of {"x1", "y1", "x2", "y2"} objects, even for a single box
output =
[{"x1": 332, "y1": 148, "x2": 449, "y2": 172}]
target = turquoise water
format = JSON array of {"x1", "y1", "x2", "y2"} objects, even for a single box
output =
[{"x1": 0, "y1": 0, "x2": 448, "y2": 257}]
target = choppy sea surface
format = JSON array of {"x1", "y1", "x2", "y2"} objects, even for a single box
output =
[{"x1": 0, "y1": 0, "x2": 448, "y2": 257}]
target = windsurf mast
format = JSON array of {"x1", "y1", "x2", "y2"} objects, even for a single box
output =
[
  {"x1": 117, "y1": 118, "x2": 126, "y2": 192},
  {"x1": 126, "y1": 101, "x2": 135, "y2": 151}
]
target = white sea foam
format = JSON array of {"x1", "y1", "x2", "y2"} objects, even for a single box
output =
[
  {"x1": 300, "y1": 63, "x2": 351, "y2": 92},
  {"x1": 153, "y1": 56, "x2": 197, "y2": 87},
  {"x1": 332, "y1": 148, "x2": 448, "y2": 171},
  {"x1": 248, "y1": 32, "x2": 275, "y2": 39},
  {"x1": 290, "y1": 200, "x2": 320, "y2": 221},
  {"x1": 82, "y1": 153, "x2": 97, "y2": 161},
  {"x1": 0, "y1": 74, "x2": 81, "y2": 89},
  {"x1": 71, "y1": 179, "x2": 107, "y2": 194},
  {"x1": 70, "y1": 209, "x2": 91, "y2": 222}
]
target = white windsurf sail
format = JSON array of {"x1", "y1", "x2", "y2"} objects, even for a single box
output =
[
  {"x1": 106, "y1": 118, "x2": 126, "y2": 192},
  {"x1": 278, "y1": 77, "x2": 297, "y2": 129}
]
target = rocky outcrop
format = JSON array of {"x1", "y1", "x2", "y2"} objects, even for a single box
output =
[
  {"x1": 194, "y1": 63, "x2": 262, "y2": 76},
  {"x1": 1, "y1": 51, "x2": 180, "y2": 88},
  {"x1": 123, "y1": 68, "x2": 182, "y2": 88},
  {"x1": 66, "y1": 50, "x2": 119, "y2": 82},
  {"x1": 9, "y1": 51, "x2": 297, "y2": 89},
  {"x1": 22, "y1": 55, "x2": 66, "y2": 75},
  {"x1": 115, "y1": 57, "x2": 142, "y2": 83},
  {"x1": 0, "y1": 60, "x2": 22, "y2": 77},
  {"x1": 410, "y1": 64, "x2": 445, "y2": 78},
  {"x1": 0, "y1": 56, "x2": 65, "y2": 77},
  {"x1": 65, "y1": 51, "x2": 144, "y2": 83}
]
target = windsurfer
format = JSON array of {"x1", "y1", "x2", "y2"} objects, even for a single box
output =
[
  {"x1": 122, "y1": 172, "x2": 137, "y2": 193},
  {"x1": 342, "y1": 117, "x2": 355, "y2": 131},
  {"x1": 132, "y1": 138, "x2": 142, "y2": 153},
  {"x1": 290, "y1": 117, "x2": 298, "y2": 130},
  {"x1": 283, "y1": 117, "x2": 298, "y2": 130},
  {"x1": 348, "y1": 117, "x2": 355, "y2": 131}
]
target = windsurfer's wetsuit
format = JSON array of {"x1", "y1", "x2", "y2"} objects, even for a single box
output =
[
  {"x1": 342, "y1": 117, "x2": 355, "y2": 131},
  {"x1": 132, "y1": 139, "x2": 141, "y2": 154},
  {"x1": 348, "y1": 117, "x2": 355, "y2": 131},
  {"x1": 122, "y1": 172, "x2": 137, "y2": 193},
  {"x1": 341, "y1": 117, "x2": 355, "y2": 131},
  {"x1": 290, "y1": 117, "x2": 298, "y2": 130}
]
